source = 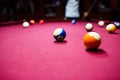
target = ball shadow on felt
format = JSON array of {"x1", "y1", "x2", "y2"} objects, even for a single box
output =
[
  {"x1": 86, "y1": 48, "x2": 108, "y2": 57},
  {"x1": 54, "y1": 40, "x2": 67, "y2": 44}
]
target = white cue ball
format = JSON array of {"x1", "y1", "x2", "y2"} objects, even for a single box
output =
[
  {"x1": 22, "y1": 21, "x2": 30, "y2": 28},
  {"x1": 98, "y1": 21, "x2": 105, "y2": 27},
  {"x1": 85, "y1": 23, "x2": 93, "y2": 31}
]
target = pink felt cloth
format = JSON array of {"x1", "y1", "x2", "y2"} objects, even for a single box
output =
[{"x1": 0, "y1": 21, "x2": 120, "y2": 80}]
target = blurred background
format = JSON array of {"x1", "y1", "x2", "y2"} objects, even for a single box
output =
[{"x1": 0, "y1": 0, "x2": 120, "y2": 22}]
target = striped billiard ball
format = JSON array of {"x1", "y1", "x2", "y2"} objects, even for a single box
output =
[
  {"x1": 83, "y1": 32, "x2": 101, "y2": 49},
  {"x1": 53, "y1": 28, "x2": 66, "y2": 41}
]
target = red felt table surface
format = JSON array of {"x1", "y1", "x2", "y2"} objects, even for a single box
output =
[{"x1": 0, "y1": 21, "x2": 120, "y2": 80}]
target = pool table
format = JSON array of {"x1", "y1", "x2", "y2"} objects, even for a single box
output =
[{"x1": 0, "y1": 20, "x2": 120, "y2": 80}]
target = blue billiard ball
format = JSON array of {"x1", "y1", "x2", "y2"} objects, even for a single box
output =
[
  {"x1": 113, "y1": 21, "x2": 120, "y2": 28},
  {"x1": 71, "y1": 19, "x2": 76, "y2": 24},
  {"x1": 53, "y1": 28, "x2": 66, "y2": 41}
]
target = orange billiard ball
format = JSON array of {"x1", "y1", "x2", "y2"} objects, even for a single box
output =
[
  {"x1": 39, "y1": 19, "x2": 44, "y2": 24},
  {"x1": 83, "y1": 32, "x2": 101, "y2": 49},
  {"x1": 30, "y1": 19, "x2": 35, "y2": 24}
]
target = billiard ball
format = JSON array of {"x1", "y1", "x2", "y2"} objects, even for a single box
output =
[
  {"x1": 113, "y1": 21, "x2": 120, "y2": 28},
  {"x1": 53, "y1": 28, "x2": 66, "y2": 41},
  {"x1": 83, "y1": 32, "x2": 101, "y2": 49},
  {"x1": 22, "y1": 21, "x2": 30, "y2": 28},
  {"x1": 106, "y1": 24, "x2": 116, "y2": 33},
  {"x1": 39, "y1": 19, "x2": 44, "y2": 24},
  {"x1": 30, "y1": 19, "x2": 35, "y2": 24},
  {"x1": 85, "y1": 23, "x2": 93, "y2": 31},
  {"x1": 98, "y1": 20, "x2": 105, "y2": 27},
  {"x1": 71, "y1": 19, "x2": 76, "y2": 24}
]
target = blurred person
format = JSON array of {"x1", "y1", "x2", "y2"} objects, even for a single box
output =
[{"x1": 65, "y1": 0, "x2": 80, "y2": 18}]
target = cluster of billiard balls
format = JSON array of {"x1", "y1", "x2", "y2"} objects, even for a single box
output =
[
  {"x1": 83, "y1": 20, "x2": 119, "y2": 49},
  {"x1": 53, "y1": 20, "x2": 120, "y2": 50},
  {"x1": 23, "y1": 19, "x2": 119, "y2": 50},
  {"x1": 85, "y1": 20, "x2": 118, "y2": 33},
  {"x1": 53, "y1": 27, "x2": 101, "y2": 50},
  {"x1": 22, "y1": 19, "x2": 44, "y2": 28}
]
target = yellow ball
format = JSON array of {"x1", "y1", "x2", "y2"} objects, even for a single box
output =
[
  {"x1": 106, "y1": 24, "x2": 116, "y2": 33},
  {"x1": 83, "y1": 32, "x2": 101, "y2": 49}
]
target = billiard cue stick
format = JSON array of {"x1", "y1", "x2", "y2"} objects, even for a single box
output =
[{"x1": 82, "y1": 0, "x2": 97, "y2": 20}]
